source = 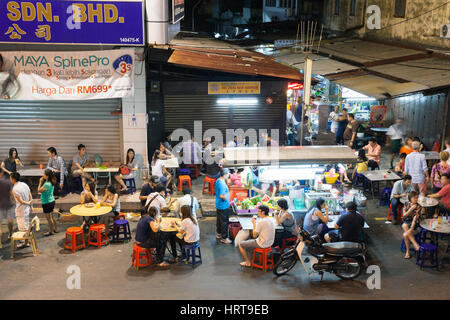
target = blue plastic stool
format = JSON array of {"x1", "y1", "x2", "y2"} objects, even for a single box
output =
[
  {"x1": 179, "y1": 169, "x2": 190, "y2": 176},
  {"x1": 112, "y1": 219, "x2": 132, "y2": 242},
  {"x1": 70, "y1": 176, "x2": 83, "y2": 194},
  {"x1": 416, "y1": 243, "x2": 439, "y2": 270},
  {"x1": 122, "y1": 178, "x2": 136, "y2": 195},
  {"x1": 181, "y1": 242, "x2": 202, "y2": 268},
  {"x1": 379, "y1": 188, "x2": 392, "y2": 206},
  {"x1": 419, "y1": 227, "x2": 437, "y2": 245},
  {"x1": 401, "y1": 233, "x2": 421, "y2": 252}
]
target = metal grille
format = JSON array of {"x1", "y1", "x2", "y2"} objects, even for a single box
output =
[{"x1": 0, "y1": 99, "x2": 122, "y2": 164}]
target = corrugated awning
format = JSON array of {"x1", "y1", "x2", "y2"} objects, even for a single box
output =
[{"x1": 222, "y1": 146, "x2": 358, "y2": 167}]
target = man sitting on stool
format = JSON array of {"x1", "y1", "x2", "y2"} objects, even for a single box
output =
[
  {"x1": 325, "y1": 202, "x2": 365, "y2": 243},
  {"x1": 363, "y1": 138, "x2": 381, "y2": 170},
  {"x1": 390, "y1": 175, "x2": 413, "y2": 224}
]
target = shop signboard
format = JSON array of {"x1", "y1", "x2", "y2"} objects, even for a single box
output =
[
  {"x1": 0, "y1": 49, "x2": 134, "y2": 100},
  {"x1": 208, "y1": 82, "x2": 261, "y2": 95},
  {"x1": 171, "y1": 0, "x2": 185, "y2": 24},
  {"x1": 370, "y1": 105, "x2": 387, "y2": 123},
  {"x1": 0, "y1": 0, "x2": 144, "y2": 45}
]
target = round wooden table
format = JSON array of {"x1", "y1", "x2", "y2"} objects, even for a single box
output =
[
  {"x1": 70, "y1": 204, "x2": 112, "y2": 217},
  {"x1": 160, "y1": 217, "x2": 181, "y2": 232}
]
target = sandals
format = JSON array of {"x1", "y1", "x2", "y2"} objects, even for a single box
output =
[
  {"x1": 404, "y1": 254, "x2": 411, "y2": 259},
  {"x1": 240, "y1": 261, "x2": 251, "y2": 268}
]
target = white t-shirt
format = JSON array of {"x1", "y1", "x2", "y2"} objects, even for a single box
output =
[
  {"x1": 181, "y1": 218, "x2": 200, "y2": 243},
  {"x1": 176, "y1": 194, "x2": 200, "y2": 219},
  {"x1": 386, "y1": 124, "x2": 405, "y2": 140},
  {"x1": 255, "y1": 217, "x2": 275, "y2": 248},
  {"x1": 329, "y1": 111, "x2": 339, "y2": 133},
  {"x1": 286, "y1": 109, "x2": 299, "y2": 126},
  {"x1": 145, "y1": 192, "x2": 167, "y2": 213},
  {"x1": 151, "y1": 159, "x2": 165, "y2": 178},
  {"x1": 13, "y1": 182, "x2": 31, "y2": 216}
]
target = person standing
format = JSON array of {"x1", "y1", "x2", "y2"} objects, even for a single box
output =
[
  {"x1": 0, "y1": 168, "x2": 15, "y2": 245},
  {"x1": 10, "y1": 172, "x2": 32, "y2": 232},
  {"x1": 215, "y1": 168, "x2": 232, "y2": 244},
  {"x1": 329, "y1": 105, "x2": 340, "y2": 134},
  {"x1": 72, "y1": 144, "x2": 96, "y2": 187},
  {"x1": 362, "y1": 138, "x2": 382, "y2": 170},
  {"x1": 46, "y1": 147, "x2": 68, "y2": 196},
  {"x1": 404, "y1": 141, "x2": 429, "y2": 195},
  {"x1": 386, "y1": 119, "x2": 406, "y2": 169},
  {"x1": 430, "y1": 151, "x2": 450, "y2": 193},
  {"x1": 335, "y1": 109, "x2": 348, "y2": 145},
  {"x1": 1, "y1": 147, "x2": 24, "y2": 178},
  {"x1": 343, "y1": 113, "x2": 358, "y2": 149},
  {"x1": 389, "y1": 175, "x2": 413, "y2": 224},
  {"x1": 38, "y1": 169, "x2": 58, "y2": 236}
]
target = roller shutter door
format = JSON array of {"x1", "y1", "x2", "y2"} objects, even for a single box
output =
[{"x1": 0, "y1": 99, "x2": 122, "y2": 164}]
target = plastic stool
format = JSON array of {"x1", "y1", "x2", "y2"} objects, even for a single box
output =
[
  {"x1": 418, "y1": 227, "x2": 436, "y2": 245},
  {"x1": 112, "y1": 219, "x2": 132, "y2": 242},
  {"x1": 132, "y1": 243, "x2": 154, "y2": 270},
  {"x1": 202, "y1": 176, "x2": 217, "y2": 195},
  {"x1": 387, "y1": 203, "x2": 403, "y2": 222},
  {"x1": 251, "y1": 247, "x2": 274, "y2": 272},
  {"x1": 280, "y1": 236, "x2": 298, "y2": 253},
  {"x1": 416, "y1": 243, "x2": 439, "y2": 270},
  {"x1": 122, "y1": 178, "x2": 136, "y2": 194},
  {"x1": 70, "y1": 176, "x2": 83, "y2": 194},
  {"x1": 64, "y1": 227, "x2": 85, "y2": 253},
  {"x1": 179, "y1": 169, "x2": 190, "y2": 176},
  {"x1": 178, "y1": 175, "x2": 192, "y2": 191},
  {"x1": 380, "y1": 188, "x2": 392, "y2": 206},
  {"x1": 400, "y1": 233, "x2": 421, "y2": 252},
  {"x1": 181, "y1": 242, "x2": 202, "y2": 267},
  {"x1": 88, "y1": 224, "x2": 109, "y2": 248}
]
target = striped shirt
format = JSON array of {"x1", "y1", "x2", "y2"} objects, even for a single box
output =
[
  {"x1": 47, "y1": 155, "x2": 68, "y2": 185},
  {"x1": 405, "y1": 152, "x2": 428, "y2": 184}
]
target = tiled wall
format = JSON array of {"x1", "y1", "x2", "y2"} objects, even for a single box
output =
[{"x1": 121, "y1": 48, "x2": 148, "y2": 188}]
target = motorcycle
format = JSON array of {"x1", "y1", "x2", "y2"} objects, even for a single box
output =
[{"x1": 273, "y1": 229, "x2": 367, "y2": 280}]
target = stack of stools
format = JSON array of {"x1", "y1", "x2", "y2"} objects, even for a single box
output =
[
  {"x1": 112, "y1": 219, "x2": 132, "y2": 242},
  {"x1": 64, "y1": 227, "x2": 86, "y2": 253},
  {"x1": 132, "y1": 243, "x2": 154, "y2": 270},
  {"x1": 181, "y1": 242, "x2": 202, "y2": 268},
  {"x1": 387, "y1": 203, "x2": 404, "y2": 223},
  {"x1": 88, "y1": 224, "x2": 109, "y2": 248},
  {"x1": 122, "y1": 178, "x2": 136, "y2": 194},
  {"x1": 185, "y1": 164, "x2": 200, "y2": 178},
  {"x1": 202, "y1": 176, "x2": 217, "y2": 195},
  {"x1": 379, "y1": 188, "x2": 392, "y2": 206},
  {"x1": 178, "y1": 175, "x2": 192, "y2": 191},
  {"x1": 251, "y1": 247, "x2": 274, "y2": 272}
]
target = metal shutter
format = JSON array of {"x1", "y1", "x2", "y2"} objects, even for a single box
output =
[{"x1": 0, "y1": 99, "x2": 122, "y2": 164}]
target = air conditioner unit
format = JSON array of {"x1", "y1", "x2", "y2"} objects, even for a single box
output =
[{"x1": 440, "y1": 24, "x2": 450, "y2": 39}]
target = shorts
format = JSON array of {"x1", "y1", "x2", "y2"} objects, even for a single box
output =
[
  {"x1": 390, "y1": 139, "x2": 401, "y2": 154},
  {"x1": 0, "y1": 206, "x2": 15, "y2": 220},
  {"x1": 16, "y1": 215, "x2": 30, "y2": 231},
  {"x1": 239, "y1": 239, "x2": 262, "y2": 250},
  {"x1": 42, "y1": 201, "x2": 55, "y2": 214}
]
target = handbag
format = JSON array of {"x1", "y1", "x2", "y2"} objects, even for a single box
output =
[{"x1": 119, "y1": 165, "x2": 130, "y2": 176}]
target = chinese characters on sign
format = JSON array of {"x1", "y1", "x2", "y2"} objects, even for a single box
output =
[
  {"x1": 208, "y1": 82, "x2": 261, "y2": 95},
  {"x1": 0, "y1": 0, "x2": 144, "y2": 45}
]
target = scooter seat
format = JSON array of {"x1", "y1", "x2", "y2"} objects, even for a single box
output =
[{"x1": 322, "y1": 242, "x2": 363, "y2": 255}]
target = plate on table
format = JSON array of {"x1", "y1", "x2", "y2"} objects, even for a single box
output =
[{"x1": 84, "y1": 203, "x2": 95, "y2": 208}]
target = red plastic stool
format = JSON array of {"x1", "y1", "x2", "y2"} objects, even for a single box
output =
[
  {"x1": 132, "y1": 243, "x2": 154, "y2": 270},
  {"x1": 88, "y1": 224, "x2": 109, "y2": 248},
  {"x1": 387, "y1": 203, "x2": 404, "y2": 222},
  {"x1": 178, "y1": 175, "x2": 192, "y2": 191},
  {"x1": 202, "y1": 176, "x2": 217, "y2": 195},
  {"x1": 64, "y1": 227, "x2": 86, "y2": 253},
  {"x1": 251, "y1": 247, "x2": 274, "y2": 272},
  {"x1": 280, "y1": 236, "x2": 298, "y2": 253},
  {"x1": 185, "y1": 164, "x2": 200, "y2": 178}
]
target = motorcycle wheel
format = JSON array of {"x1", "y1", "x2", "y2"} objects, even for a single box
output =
[
  {"x1": 334, "y1": 257, "x2": 363, "y2": 280},
  {"x1": 273, "y1": 255, "x2": 297, "y2": 276}
]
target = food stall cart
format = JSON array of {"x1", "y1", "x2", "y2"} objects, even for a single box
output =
[{"x1": 222, "y1": 146, "x2": 368, "y2": 239}]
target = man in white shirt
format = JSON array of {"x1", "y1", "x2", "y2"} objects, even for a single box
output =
[
  {"x1": 10, "y1": 172, "x2": 32, "y2": 232},
  {"x1": 386, "y1": 119, "x2": 406, "y2": 169},
  {"x1": 175, "y1": 187, "x2": 200, "y2": 219},
  {"x1": 226, "y1": 136, "x2": 238, "y2": 148},
  {"x1": 405, "y1": 141, "x2": 429, "y2": 195},
  {"x1": 238, "y1": 205, "x2": 275, "y2": 267},
  {"x1": 145, "y1": 184, "x2": 170, "y2": 215}
]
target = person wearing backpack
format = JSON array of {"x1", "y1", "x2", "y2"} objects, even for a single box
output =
[{"x1": 175, "y1": 187, "x2": 200, "y2": 219}]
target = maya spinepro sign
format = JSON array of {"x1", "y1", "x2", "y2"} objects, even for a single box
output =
[
  {"x1": 171, "y1": 0, "x2": 184, "y2": 24},
  {"x1": 0, "y1": 0, "x2": 144, "y2": 45},
  {"x1": 0, "y1": 49, "x2": 134, "y2": 100}
]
